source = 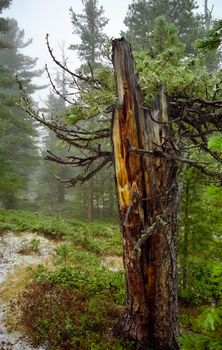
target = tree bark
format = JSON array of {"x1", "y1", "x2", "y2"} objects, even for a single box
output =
[{"x1": 112, "y1": 38, "x2": 180, "y2": 350}]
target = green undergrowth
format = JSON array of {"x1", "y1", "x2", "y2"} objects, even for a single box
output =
[
  {"x1": 18, "y1": 250, "x2": 129, "y2": 350},
  {"x1": 178, "y1": 258, "x2": 222, "y2": 306},
  {"x1": 0, "y1": 209, "x2": 122, "y2": 255},
  {"x1": 0, "y1": 209, "x2": 131, "y2": 348},
  {"x1": 180, "y1": 305, "x2": 222, "y2": 350},
  {"x1": 179, "y1": 263, "x2": 222, "y2": 349},
  {"x1": 4, "y1": 209, "x2": 221, "y2": 349}
]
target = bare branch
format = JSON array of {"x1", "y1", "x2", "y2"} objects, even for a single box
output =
[
  {"x1": 54, "y1": 154, "x2": 113, "y2": 187},
  {"x1": 46, "y1": 34, "x2": 101, "y2": 89},
  {"x1": 45, "y1": 64, "x2": 72, "y2": 104},
  {"x1": 130, "y1": 146, "x2": 222, "y2": 179},
  {"x1": 46, "y1": 149, "x2": 112, "y2": 168}
]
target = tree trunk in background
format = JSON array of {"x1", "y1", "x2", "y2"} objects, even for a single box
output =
[
  {"x1": 57, "y1": 182, "x2": 65, "y2": 203},
  {"x1": 204, "y1": 0, "x2": 211, "y2": 31},
  {"x1": 87, "y1": 177, "x2": 94, "y2": 222},
  {"x1": 182, "y1": 179, "x2": 190, "y2": 289},
  {"x1": 2, "y1": 194, "x2": 17, "y2": 210},
  {"x1": 112, "y1": 38, "x2": 179, "y2": 350}
]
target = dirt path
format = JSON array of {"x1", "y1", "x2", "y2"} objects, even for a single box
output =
[
  {"x1": 0, "y1": 231, "x2": 57, "y2": 350},
  {"x1": 102, "y1": 255, "x2": 123, "y2": 271}
]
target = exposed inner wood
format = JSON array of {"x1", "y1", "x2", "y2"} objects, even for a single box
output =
[{"x1": 112, "y1": 38, "x2": 179, "y2": 350}]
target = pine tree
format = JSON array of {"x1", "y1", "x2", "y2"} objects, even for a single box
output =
[
  {"x1": 37, "y1": 90, "x2": 69, "y2": 209},
  {"x1": 69, "y1": 0, "x2": 108, "y2": 67},
  {"x1": 69, "y1": 0, "x2": 112, "y2": 221},
  {"x1": 178, "y1": 168, "x2": 222, "y2": 303},
  {"x1": 0, "y1": 2, "x2": 18, "y2": 207},
  {"x1": 22, "y1": 20, "x2": 222, "y2": 348},
  {"x1": 0, "y1": 0, "x2": 11, "y2": 49},
  {"x1": 123, "y1": 0, "x2": 202, "y2": 53},
  {"x1": 198, "y1": 19, "x2": 222, "y2": 51},
  {"x1": 0, "y1": 17, "x2": 40, "y2": 208}
]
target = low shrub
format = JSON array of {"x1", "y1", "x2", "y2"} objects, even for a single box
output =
[
  {"x1": 180, "y1": 264, "x2": 222, "y2": 349},
  {"x1": 18, "y1": 256, "x2": 127, "y2": 349},
  {"x1": 178, "y1": 258, "x2": 222, "y2": 305},
  {"x1": 0, "y1": 210, "x2": 122, "y2": 255}
]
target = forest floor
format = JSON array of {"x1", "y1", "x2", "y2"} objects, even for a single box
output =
[
  {"x1": 0, "y1": 210, "x2": 217, "y2": 350},
  {"x1": 0, "y1": 211, "x2": 125, "y2": 350}
]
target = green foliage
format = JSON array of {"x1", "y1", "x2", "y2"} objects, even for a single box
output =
[
  {"x1": 200, "y1": 307, "x2": 221, "y2": 332},
  {"x1": 178, "y1": 169, "x2": 222, "y2": 305},
  {"x1": 64, "y1": 67, "x2": 115, "y2": 125},
  {"x1": 179, "y1": 169, "x2": 222, "y2": 348},
  {"x1": 123, "y1": 0, "x2": 201, "y2": 53},
  {"x1": 135, "y1": 48, "x2": 217, "y2": 103},
  {"x1": 208, "y1": 135, "x2": 222, "y2": 152},
  {"x1": 69, "y1": 0, "x2": 109, "y2": 65},
  {"x1": 213, "y1": 264, "x2": 222, "y2": 293},
  {"x1": 1, "y1": 209, "x2": 125, "y2": 348},
  {"x1": 0, "y1": 209, "x2": 122, "y2": 255},
  {"x1": 131, "y1": 16, "x2": 222, "y2": 104},
  {"x1": 18, "y1": 237, "x2": 41, "y2": 255},
  {"x1": 179, "y1": 258, "x2": 221, "y2": 305},
  {"x1": 0, "y1": 17, "x2": 40, "y2": 208},
  {"x1": 200, "y1": 185, "x2": 222, "y2": 252},
  {"x1": 0, "y1": 210, "x2": 72, "y2": 237},
  {"x1": 180, "y1": 312, "x2": 197, "y2": 331},
  {"x1": 180, "y1": 306, "x2": 222, "y2": 350},
  {"x1": 0, "y1": 0, "x2": 11, "y2": 49},
  {"x1": 197, "y1": 19, "x2": 222, "y2": 51},
  {"x1": 55, "y1": 244, "x2": 74, "y2": 268},
  {"x1": 151, "y1": 16, "x2": 185, "y2": 55},
  {"x1": 65, "y1": 220, "x2": 122, "y2": 256},
  {"x1": 0, "y1": 0, "x2": 11, "y2": 13}
]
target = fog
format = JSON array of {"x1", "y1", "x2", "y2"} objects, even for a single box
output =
[{"x1": 3, "y1": 0, "x2": 222, "y2": 102}]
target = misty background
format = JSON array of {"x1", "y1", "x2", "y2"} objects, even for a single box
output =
[{"x1": 1, "y1": 0, "x2": 222, "y2": 220}]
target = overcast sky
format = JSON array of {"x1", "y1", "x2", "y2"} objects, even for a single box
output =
[
  {"x1": 3, "y1": 0, "x2": 129, "y2": 70},
  {"x1": 3, "y1": 0, "x2": 222, "y2": 102}
]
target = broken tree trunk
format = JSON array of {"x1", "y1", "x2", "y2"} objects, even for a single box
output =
[{"x1": 112, "y1": 38, "x2": 180, "y2": 350}]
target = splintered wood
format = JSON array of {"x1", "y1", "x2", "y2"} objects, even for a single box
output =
[{"x1": 112, "y1": 38, "x2": 179, "y2": 350}]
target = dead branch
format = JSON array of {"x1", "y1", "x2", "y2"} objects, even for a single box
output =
[
  {"x1": 54, "y1": 154, "x2": 113, "y2": 187},
  {"x1": 45, "y1": 64, "x2": 72, "y2": 104},
  {"x1": 46, "y1": 34, "x2": 101, "y2": 89},
  {"x1": 130, "y1": 146, "x2": 222, "y2": 179}
]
